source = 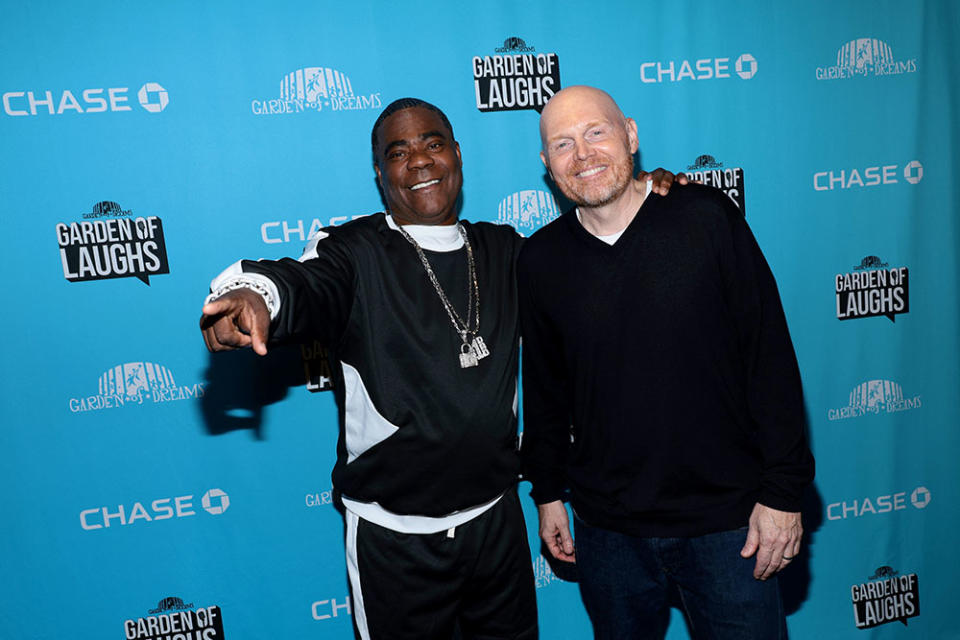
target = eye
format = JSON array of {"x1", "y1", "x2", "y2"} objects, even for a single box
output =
[
  {"x1": 428, "y1": 141, "x2": 444, "y2": 151},
  {"x1": 552, "y1": 140, "x2": 571, "y2": 152},
  {"x1": 387, "y1": 150, "x2": 406, "y2": 160}
]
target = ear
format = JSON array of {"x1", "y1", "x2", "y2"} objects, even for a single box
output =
[
  {"x1": 540, "y1": 151, "x2": 553, "y2": 180},
  {"x1": 625, "y1": 117, "x2": 639, "y2": 154},
  {"x1": 374, "y1": 162, "x2": 382, "y2": 186}
]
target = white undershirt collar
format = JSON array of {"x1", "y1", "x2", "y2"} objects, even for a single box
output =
[
  {"x1": 386, "y1": 214, "x2": 464, "y2": 252},
  {"x1": 576, "y1": 179, "x2": 653, "y2": 246},
  {"x1": 576, "y1": 209, "x2": 626, "y2": 245}
]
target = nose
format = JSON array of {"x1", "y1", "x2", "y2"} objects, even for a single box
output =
[
  {"x1": 407, "y1": 146, "x2": 434, "y2": 170},
  {"x1": 573, "y1": 138, "x2": 594, "y2": 161}
]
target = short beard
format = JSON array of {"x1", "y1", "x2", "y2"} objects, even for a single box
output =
[{"x1": 561, "y1": 154, "x2": 634, "y2": 208}]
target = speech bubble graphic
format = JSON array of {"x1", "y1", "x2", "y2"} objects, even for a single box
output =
[
  {"x1": 852, "y1": 571, "x2": 920, "y2": 628},
  {"x1": 835, "y1": 264, "x2": 909, "y2": 322},
  {"x1": 57, "y1": 214, "x2": 169, "y2": 285},
  {"x1": 473, "y1": 51, "x2": 561, "y2": 114}
]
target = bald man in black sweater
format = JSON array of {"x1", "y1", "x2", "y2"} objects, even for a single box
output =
[{"x1": 519, "y1": 86, "x2": 814, "y2": 640}]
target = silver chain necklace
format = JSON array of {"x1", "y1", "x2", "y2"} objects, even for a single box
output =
[{"x1": 395, "y1": 221, "x2": 490, "y2": 368}]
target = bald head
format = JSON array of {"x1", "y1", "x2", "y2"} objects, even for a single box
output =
[
  {"x1": 539, "y1": 85, "x2": 628, "y2": 150},
  {"x1": 537, "y1": 85, "x2": 639, "y2": 211}
]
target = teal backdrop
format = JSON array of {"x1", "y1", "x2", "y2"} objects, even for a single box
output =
[{"x1": 2, "y1": 1, "x2": 958, "y2": 638}]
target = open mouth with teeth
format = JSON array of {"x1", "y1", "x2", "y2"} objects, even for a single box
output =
[
  {"x1": 576, "y1": 166, "x2": 607, "y2": 178},
  {"x1": 410, "y1": 178, "x2": 441, "y2": 191}
]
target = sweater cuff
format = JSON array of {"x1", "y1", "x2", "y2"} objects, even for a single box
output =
[
  {"x1": 528, "y1": 477, "x2": 567, "y2": 506},
  {"x1": 206, "y1": 261, "x2": 281, "y2": 320},
  {"x1": 757, "y1": 486, "x2": 804, "y2": 513}
]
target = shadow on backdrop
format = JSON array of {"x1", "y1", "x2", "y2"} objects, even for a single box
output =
[
  {"x1": 781, "y1": 482, "x2": 823, "y2": 616},
  {"x1": 199, "y1": 344, "x2": 309, "y2": 439}
]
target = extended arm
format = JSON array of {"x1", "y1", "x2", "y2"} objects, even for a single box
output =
[{"x1": 199, "y1": 231, "x2": 355, "y2": 354}]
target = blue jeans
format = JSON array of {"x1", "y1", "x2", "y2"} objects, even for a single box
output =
[{"x1": 574, "y1": 518, "x2": 786, "y2": 640}]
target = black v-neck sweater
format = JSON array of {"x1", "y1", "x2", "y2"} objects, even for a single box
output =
[{"x1": 518, "y1": 184, "x2": 814, "y2": 537}]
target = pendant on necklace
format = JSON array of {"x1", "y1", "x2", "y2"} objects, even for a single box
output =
[
  {"x1": 459, "y1": 342, "x2": 479, "y2": 368},
  {"x1": 471, "y1": 336, "x2": 490, "y2": 360}
]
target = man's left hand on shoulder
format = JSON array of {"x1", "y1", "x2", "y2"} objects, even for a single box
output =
[{"x1": 740, "y1": 502, "x2": 803, "y2": 581}]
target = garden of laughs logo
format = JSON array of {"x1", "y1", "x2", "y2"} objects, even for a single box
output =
[
  {"x1": 473, "y1": 37, "x2": 560, "y2": 112},
  {"x1": 851, "y1": 566, "x2": 919, "y2": 629},
  {"x1": 123, "y1": 596, "x2": 225, "y2": 640},
  {"x1": 56, "y1": 201, "x2": 169, "y2": 284},
  {"x1": 686, "y1": 154, "x2": 746, "y2": 213},
  {"x1": 835, "y1": 256, "x2": 908, "y2": 322}
]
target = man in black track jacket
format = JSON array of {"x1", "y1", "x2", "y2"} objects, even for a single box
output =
[
  {"x1": 201, "y1": 98, "x2": 535, "y2": 640},
  {"x1": 519, "y1": 86, "x2": 815, "y2": 640},
  {"x1": 199, "y1": 96, "x2": 682, "y2": 640}
]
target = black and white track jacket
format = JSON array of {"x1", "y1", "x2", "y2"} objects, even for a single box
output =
[{"x1": 211, "y1": 213, "x2": 523, "y2": 531}]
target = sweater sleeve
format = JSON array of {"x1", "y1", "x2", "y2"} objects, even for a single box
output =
[
  {"x1": 718, "y1": 199, "x2": 815, "y2": 512},
  {"x1": 238, "y1": 232, "x2": 356, "y2": 347},
  {"x1": 517, "y1": 244, "x2": 572, "y2": 505}
]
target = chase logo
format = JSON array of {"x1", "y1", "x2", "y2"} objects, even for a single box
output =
[
  {"x1": 827, "y1": 379, "x2": 921, "y2": 421},
  {"x1": 903, "y1": 160, "x2": 923, "y2": 184},
  {"x1": 68, "y1": 361, "x2": 205, "y2": 413},
  {"x1": 251, "y1": 66, "x2": 382, "y2": 115},
  {"x1": 201, "y1": 488, "x2": 230, "y2": 515},
  {"x1": 827, "y1": 485, "x2": 931, "y2": 521},
  {"x1": 138, "y1": 82, "x2": 169, "y2": 113},
  {"x1": 640, "y1": 53, "x2": 757, "y2": 83},
  {"x1": 496, "y1": 190, "x2": 561, "y2": 236},
  {"x1": 910, "y1": 486, "x2": 930, "y2": 509},
  {"x1": 2, "y1": 82, "x2": 168, "y2": 116},
  {"x1": 814, "y1": 161, "x2": 922, "y2": 190},
  {"x1": 80, "y1": 489, "x2": 229, "y2": 530},
  {"x1": 735, "y1": 53, "x2": 758, "y2": 79},
  {"x1": 816, "y1": 38, "x2": 918, "y2": 80},
  {"x1": 311, "y1": 596, "x2": 352, "y2": 621}
]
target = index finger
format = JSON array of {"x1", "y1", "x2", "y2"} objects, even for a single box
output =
[
  {"x1": 246, "y1": 306, "x2": 270, "y2": 356},
  {"x1": 754, "y1": 541, "x2": 776, "y2": 580},
  {"x1": 201, "y1": 297, "x2": 236, "y2": 320}
]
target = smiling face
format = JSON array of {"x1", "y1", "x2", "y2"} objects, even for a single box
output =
[
  {"x1": 373, "y1": 106, "x2": 463, "y2": 226},
  {"x1": 539, "y1": 86, "x2": 638, "y2": 209}
]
